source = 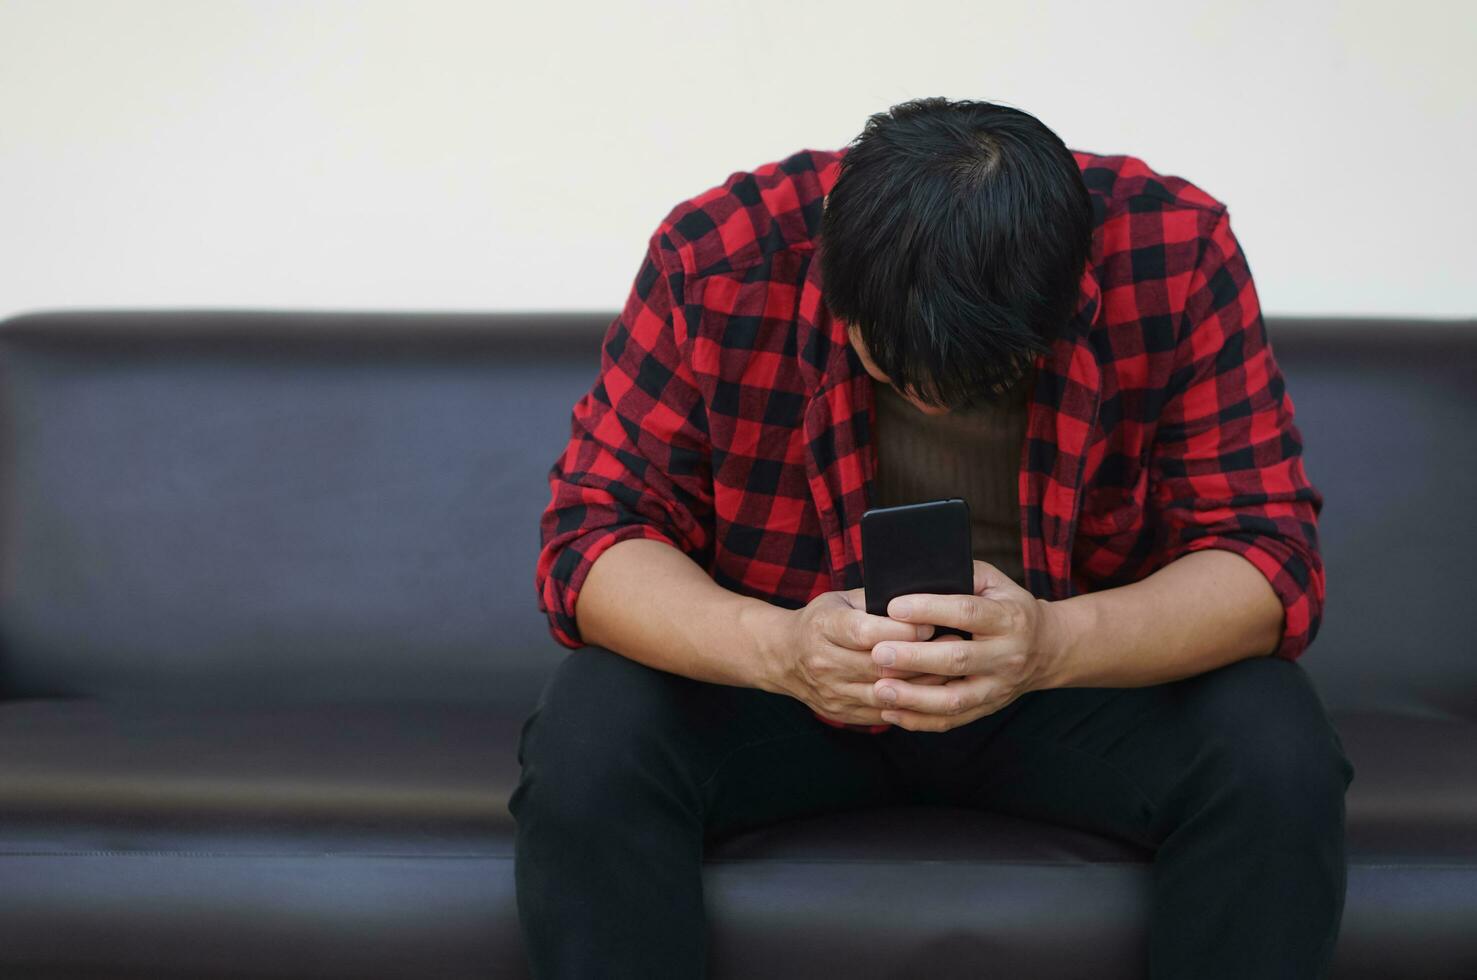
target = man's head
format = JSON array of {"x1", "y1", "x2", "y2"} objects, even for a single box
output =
[{"x1": 820, "y1": 97, "x2": 1093, "y2": 412}]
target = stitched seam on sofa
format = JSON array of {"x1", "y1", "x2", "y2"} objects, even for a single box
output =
[
  {"x1": 4, "y1": 853, "x2": 1469, "y2": 870},
  {"x1": 703, "y1": 858, "x2": 1477, "y2": 870},
  {"x1": 0, "y1": 851, "x2": 512, "y2": 859}
]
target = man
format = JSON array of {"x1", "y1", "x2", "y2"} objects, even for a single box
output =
[{"x1": 511, "y1": 97, "x2": 1354, "y2": 978}]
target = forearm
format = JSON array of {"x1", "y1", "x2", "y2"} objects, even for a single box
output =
[
  {"x1": 573, "y1": 536, "x2": 792, "y2": 692},
  {"x1": 1038, "y1": 548, "x2": 1285, "y2": 689}
]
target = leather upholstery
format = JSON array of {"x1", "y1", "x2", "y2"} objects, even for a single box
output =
[{"x1": 0, "y1": 310, "x2": 1472, "y2": 977}]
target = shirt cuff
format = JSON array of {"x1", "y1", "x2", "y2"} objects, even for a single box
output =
[
  {"x1": 1169, "y1": 534, "x2": 1321, "y2": 661},
  {"x1": 540, "y1": 522, "x2": 691, "y2": 650}
]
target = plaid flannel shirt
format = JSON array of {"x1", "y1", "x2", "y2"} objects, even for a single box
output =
[{"x1": 535, "y1": 145, "x2": 1325, "y2": 734}]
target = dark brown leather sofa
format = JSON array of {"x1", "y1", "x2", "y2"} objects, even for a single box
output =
[{"x1": 0, "y1": 310, "x2": 1473, "y2": 978}]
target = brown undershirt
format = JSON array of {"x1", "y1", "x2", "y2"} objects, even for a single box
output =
[{"x1": 871, "y1": 367, "x2": 1035, "y2": 588}]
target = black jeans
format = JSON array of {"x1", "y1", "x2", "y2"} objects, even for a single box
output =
[{"x1": 509, "y1": 645, "x2": 1354, "y2": 979}]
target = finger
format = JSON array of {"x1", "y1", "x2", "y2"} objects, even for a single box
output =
[
  {"x1": 874, "y1": 674, "x2": 996, "y2": 718},
  {"x1": 867, "y1": 612, "x2": 934, "y2": 645},
  {"x1": 872, "y1": 638, "x2": 979, "y2": 676},
  {"x1": 877, "y1": 664, "x2": 948, "y2": 682},
  {"x1": 833, "y1": 680, "x2": 893, "y2": 715},
  {"x1": 820, "y1": 605, "x2": 867, "y2": 650},
  {"x1": 829, "y1": 606, "x2": 934, "y2": 651},
  {"x1": 879, "y1": 706, "x2": 963, "y2": 733},
  {"x1": 877, "y1": 663, "x2": 953, "y2": 686},
  {"x1": 899, "y1": 671, "x2": 951, "y2": 686},
  {"x1": 840, "y1": 588, "x2": 935, "y2": 641},
  {"x1": 888, "y1": 592, "x2": 1013, "y2": 636}
]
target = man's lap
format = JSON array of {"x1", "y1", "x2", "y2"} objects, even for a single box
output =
[
  {"x1": 876, "y1": 655, "x2": 1353, "y2": 849},
  {"x1": 521, "y1": 646, "x2": 1351, "y2": 850},
  {"x1": 518, "y1": 645, "x2": 905, "y2": 844}
]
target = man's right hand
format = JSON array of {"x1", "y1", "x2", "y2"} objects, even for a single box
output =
[{"x1": 763, "y1": 586, "x2": 948, "y2": 726}]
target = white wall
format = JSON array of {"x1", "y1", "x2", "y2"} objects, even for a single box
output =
[{"x1": 1, "y1": 0, "x2": 1472, "y2": 322}]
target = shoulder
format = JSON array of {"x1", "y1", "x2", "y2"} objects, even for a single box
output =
[
  {"x1": 1071, "y1": 148, "x2": 1228, "y2": 220},
  {"x1": 1073, "y1": 151, "x2": 1251, "y2": 375},
  {"x1": 1075, "y1": 149, "x2": 1242, "y2": 324},
  {"x1": 649, "y1": 147, "x2": 844, "y2": 280}
]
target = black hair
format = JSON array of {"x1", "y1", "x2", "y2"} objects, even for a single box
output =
[{"x1": 818, "y1": 97, "x2": 1093, "y2": 410}]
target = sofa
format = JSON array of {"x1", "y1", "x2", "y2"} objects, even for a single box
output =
[{"x1": 0, "y1": 309, "x2": 1472, "y2": 979}]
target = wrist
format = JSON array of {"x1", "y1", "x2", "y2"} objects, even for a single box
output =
[
  {"x1": 1032, "y1": 597, "x2": 1079, "y2": 691},
  {"x1": 737, "y1": 598, "x2": 795, "y2": 695}
]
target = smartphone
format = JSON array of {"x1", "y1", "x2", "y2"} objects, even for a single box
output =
[{"x1": 861, "y1": 498, "x2": 974, "y2": 641}]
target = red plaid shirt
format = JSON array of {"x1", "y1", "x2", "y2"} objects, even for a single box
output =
[{"x1": 536, "y1": 146, "x2": 1324, "y2": 734}]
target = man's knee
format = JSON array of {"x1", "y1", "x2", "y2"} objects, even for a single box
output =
[
  {"x1": 511, "y1": 646, "x2": 694, "y2": 826},
  {"x1": 1182, "y1": 656, "x2": 1354, "y2": 828},
  {"x1": 534, "y1": 645, "x2": 693, "y2": 744}
]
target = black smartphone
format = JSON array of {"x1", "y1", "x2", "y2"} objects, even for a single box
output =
[{"x1": 861, "y1": 498, "x2": 974, "y2": 641}]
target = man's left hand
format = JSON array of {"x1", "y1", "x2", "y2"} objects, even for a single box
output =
[{"x1": 870, "y1": 560, "x2": 1065, "y2": 732}]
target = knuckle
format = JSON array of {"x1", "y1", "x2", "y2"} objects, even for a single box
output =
[
  {"x1": 831, "y1": 609, "x2": 857, "y2": 648},
  {"x1": 817, "y1": 607, "x2": 837, "y2": 638},
  {"x1": 956, "y1": 596, "x2": 976, "y2": 623},
  {"x1": 948, "y1": 644, "x2": 970, "y2": 675}
]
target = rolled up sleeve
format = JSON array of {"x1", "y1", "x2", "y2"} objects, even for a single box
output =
[
  {"x1": 1148, "y1": 209, "x2": 1325, "y2": 660},
  {"x1": 534, "y1": 230, "x2": 715, "y2": 649}
]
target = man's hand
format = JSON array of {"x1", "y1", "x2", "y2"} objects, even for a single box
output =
[
  {"x1": 868, "y1": 560, "x2": 1065, "y2": 732},
  {"x1": 767, "y1": 586, "x2": 951, "y2": 726}
]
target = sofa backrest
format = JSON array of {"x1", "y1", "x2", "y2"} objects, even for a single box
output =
[
  {"x1": 1269, "y1": 320, "x2": 1475, "y2": 721},
  {"x1": 0, "y1": 311, "x2": 1472, "y2": 720},
  {"x1": 0, "y1": 312, "x2": 598, "y2": 714}
]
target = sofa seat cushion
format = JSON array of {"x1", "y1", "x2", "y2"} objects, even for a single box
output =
[{"x1": 3, "y1": 700, "x2": 1477, "y2": 978}]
